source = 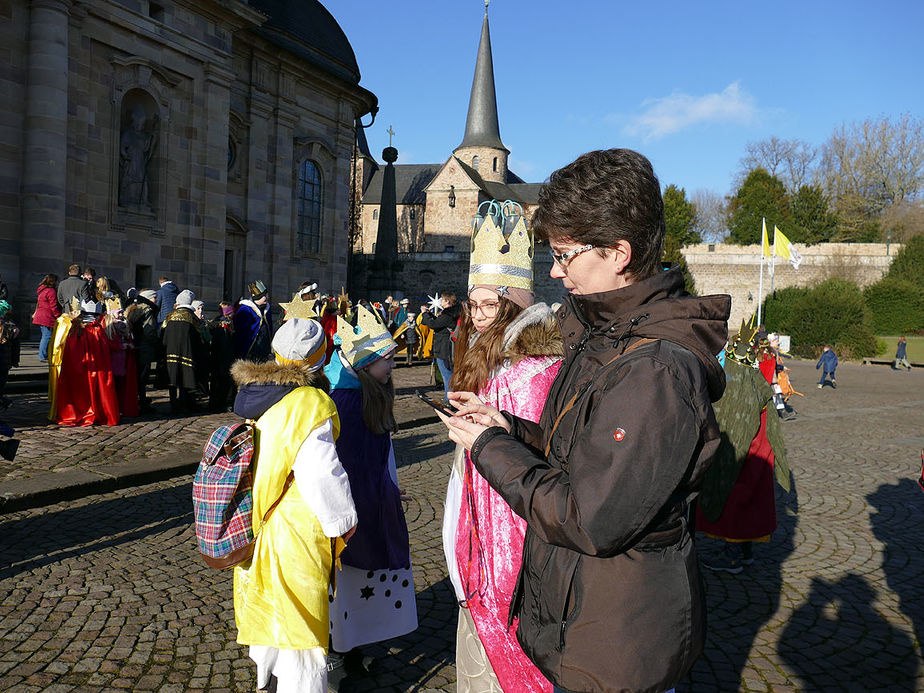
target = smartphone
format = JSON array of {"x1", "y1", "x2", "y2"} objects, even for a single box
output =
[{"x1": 416, "y1": 391, "x2": 456, "y2": 417}]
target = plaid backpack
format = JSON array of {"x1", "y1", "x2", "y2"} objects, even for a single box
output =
[{"x1": 192, "y1": 422, "x2": 293, "y2": 569}]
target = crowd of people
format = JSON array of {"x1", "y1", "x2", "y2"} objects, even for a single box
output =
[{"x1": 9, "y1": 147, "x2": 916, "y2": 693}]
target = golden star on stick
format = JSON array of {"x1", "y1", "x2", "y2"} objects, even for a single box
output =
[{"x1": 279, "y1": 299, "x2": 319, "y2": 321}]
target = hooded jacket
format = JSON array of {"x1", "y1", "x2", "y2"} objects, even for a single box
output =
[
  {"x1": 469, "y1": 267, "x2": 730, "y2": 692},
  {"x1": 421, "y1": 302, "x2": 462, "y2": 362}
]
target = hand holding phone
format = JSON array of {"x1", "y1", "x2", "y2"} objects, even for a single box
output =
[{"x1": 416, "y1": 390, "x2": 456, "y2": 417}]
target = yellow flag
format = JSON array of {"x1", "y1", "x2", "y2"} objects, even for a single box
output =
[
  {"x1": 761, "y1": 218, "x2": 771, "y2": 258},
  {"x1": 774, "y1": 226, "x2": 802, "y2": 269}
]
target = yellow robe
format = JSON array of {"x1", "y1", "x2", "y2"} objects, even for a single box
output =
[
  {"x1": 47, "y1": 314, "x2": 75, "y2": 421},
  {"x1": 233, "y1": 386, "x2": 344, "y2": 650}
]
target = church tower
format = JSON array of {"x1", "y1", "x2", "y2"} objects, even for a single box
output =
[{"x1": 453, "y1": 1, "x2": 508, "y2": 184}]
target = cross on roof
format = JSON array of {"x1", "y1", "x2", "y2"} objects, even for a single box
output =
[{"x1": 387, "y1": 125, "x2": 395, "y2": 147}]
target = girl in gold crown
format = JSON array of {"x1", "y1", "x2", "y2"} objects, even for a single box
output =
[
  {"x1": 324, "y1": 305, "x2": 418, "y2": 678},
  {"x1": 445, "y1": 203, "x2": 563, "y2": 692}
]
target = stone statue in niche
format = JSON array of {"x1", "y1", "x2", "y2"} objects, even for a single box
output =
[{"x1": 118, "y1": 105, "x2": 158, "y2": 210}]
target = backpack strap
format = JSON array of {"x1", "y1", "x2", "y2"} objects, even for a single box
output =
[{"x1": 544, "y1": 338, "x2": 658, "y2": 457}]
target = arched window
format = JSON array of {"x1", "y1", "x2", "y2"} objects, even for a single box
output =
[
  {"x1": 472, "y1": 155, "x2": 480, "y2": 170},
  {"x1": 297, "y1": 160, "x2": 322, "y2": 254},
  {"x1": 493, "y1": 157, "x2": 497, "y2": 172},
  {"x1": 373, "y1": 208, "x2": 378, "y2": 220}
]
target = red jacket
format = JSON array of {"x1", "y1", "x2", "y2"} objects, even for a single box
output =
[{"x1": 33, "y1": 285, "x2": 61, "y2": 327}]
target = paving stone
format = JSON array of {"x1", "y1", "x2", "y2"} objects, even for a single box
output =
[{"x1": 1, "y1": 361, "x2": 922, "y2": 691}]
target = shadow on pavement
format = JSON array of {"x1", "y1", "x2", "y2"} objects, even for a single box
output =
[
  {"x1": 868, "y1": 478, "x2": 924, "y2": 663},
  {"x1": 679, "y1": 471, "x2": 798, "y2": 691},
  {"x1": 0, "y1": 482, "x2": 193, "y2": 581},
  {"x1": 778, "y1": 573, "x2": 918, "y2": 691}
]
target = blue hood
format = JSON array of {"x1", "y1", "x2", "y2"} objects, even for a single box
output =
[
  {"x1": 324, "y1": 350, "x2": 361, "y2": 391},
  {"x1": 233, "y1": 382, "x2": 297, "y2": 419}
]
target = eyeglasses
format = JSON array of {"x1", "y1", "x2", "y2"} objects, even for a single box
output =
[
  {"x1": 548, "y1": 244, "x2": 595, "y2": 268},
  {"x1": 466, "y1": 300, "x2": 500, "y2": 317}
]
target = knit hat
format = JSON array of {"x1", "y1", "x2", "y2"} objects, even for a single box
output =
[
  {"x1": 272, "y1": 318, "x2": 327, "y2": 371},
  {"x1": 139, "y1": 289, "x2": 157, "y2": 303},
  {"x1": 175, "y1": 290, "x2": 194, "y2": 308},
  {"x1": 400, "y1": 298, "x2": 409, "y2": 305}
]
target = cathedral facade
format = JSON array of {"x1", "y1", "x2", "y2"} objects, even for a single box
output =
[
  {"x1": 2, "y1": 0, "x2": 376, "y2": 332},
  {"x1": 351, "y1": 7, "x2": 544, "y2": 300}
]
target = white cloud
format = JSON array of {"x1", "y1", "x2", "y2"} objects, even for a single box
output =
[{"x1": 622, "y1": 82, "x2": 759, "y2": 141}]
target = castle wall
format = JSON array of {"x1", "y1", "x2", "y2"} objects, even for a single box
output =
[{"x1": 682, "y1": 242, "x2": 901, "y2": 327}]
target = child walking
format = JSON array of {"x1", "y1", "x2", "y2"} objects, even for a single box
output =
[{"x1": 816, "y1": 345, "x2": 838, "y2": 388}]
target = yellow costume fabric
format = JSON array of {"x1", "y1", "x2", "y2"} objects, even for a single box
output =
[
  {"x1": 233, "y1": 386, "x2": 344, "y2": 651},
  {"x1": 47, "y1": 314, "x2": 74, "y2": 421}
]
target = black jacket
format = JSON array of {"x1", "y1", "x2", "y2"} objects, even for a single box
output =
[
  {"x1": 420, "y1": 303, "x2": 461, "y2": 362},
  {"x1": 470, "y1": 267, "x2": 730, "y2": 692}
]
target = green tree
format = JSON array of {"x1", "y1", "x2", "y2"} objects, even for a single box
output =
[
  {"x1": 727, "y1": 168, "x2": 789, "y2": 244},
  {"x1": 864, "y1": 278, "x2": 924, "y2": 334},
  {"x1": 661, "y1": 184, "x2": 699, "y2": 293},
  {"x1": 663, "y1": 184, "x2": 700, "y2": 246},
  {"x1": 788, "y1": 184, "x2": 838, "y2": 244},
  {"x1": 886, "y1": 234, "x2": 924, "y2": 289}
]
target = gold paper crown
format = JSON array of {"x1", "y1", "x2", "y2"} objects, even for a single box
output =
[
  {"x1": 468, "y1": 200, "x2": 534, "y2": 292},
  {"x1": 105, "y1": 297, "x2": 122, "y2": 313},
  {"x1": 70, "y1": 297, "x2": 81, "y2": 314},
  {"x1": 336, "y1": 304, "x2": 396, "y2": 368},
  {"x1": 279, "y1": 298, "x2": 319, "y2": 321}
]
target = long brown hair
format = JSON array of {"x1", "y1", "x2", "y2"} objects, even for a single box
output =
[
  {"x1": 356, "y1": 367, "x2": 397, "y2": 435},
  {"x1": 450, "y1": 296, "x2": 523, "y2": 394}
]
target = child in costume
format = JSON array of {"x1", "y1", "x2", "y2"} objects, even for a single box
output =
[
  {"x1": 697, "y1": 321, "x2": 791, "y2": 573},
  {"x1": 0, "y1": 300, "x2": 20, "y2": 410},
  {"x1": 232, "y1": 317, "x2": 357, "y2": 693},
  {"x1": 445, "y1": 201, "x2": 563, "y2": 692},
  {"x1": 324, "y1": 303, "x2": 418, "y2": 673}
]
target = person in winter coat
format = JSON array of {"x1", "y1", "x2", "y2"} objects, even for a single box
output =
[
  {"x1": 816, "y1": 345, "x2": 838, "y2": 388},
  {"x1": 33, "y1": 274, "x2": 61, "y2": 361},
  {"x1": 0, "y1": 300, "x2": 20, "y2": 409},
  {"x1": 156, "y1": 276, "x2": 180, "y2": 328},
  {"x1": 894, "y1": 336, "x2": 911, "y2": 371},
  {"x1": 445, "y1": 216, "x2": 563, "y2": 692},
  {"x1": 232, "y1": 317, "x2": 358, "y2": 693},
  {"x1": 125, "y1": 289, "x2": 160, "y2": 413},
  {"x1": 420, "y1": 293, "x2": 462, "y2": 401},
  {"x1": 57, "y1": 265, "x2": 91, "y2": 312},
  {"x1": 440, "y1": 149, "x2": 730, "y2": 693}
]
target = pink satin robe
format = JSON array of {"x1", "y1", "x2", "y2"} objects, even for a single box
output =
[{"x1": 455, "y1": 354, "x2": 562, "y2": 692}]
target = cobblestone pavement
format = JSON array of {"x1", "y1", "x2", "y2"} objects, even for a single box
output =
[
  {"x1": 0, "y1": 360, "x2": 922, "y2": 691},
  {"x1": 0, "y1": 362, "x2": 440, "y2": 486}
]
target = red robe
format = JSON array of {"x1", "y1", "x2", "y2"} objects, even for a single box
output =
[
  {"x1": 696, "y1": 355, "x2": 777, "y2": 541},
  {"x1": 56, "y1": 319, "x2": 121, "y2": 426}
]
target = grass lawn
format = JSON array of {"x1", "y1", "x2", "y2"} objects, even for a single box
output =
[{"x1": 878, "y1": 335, "x2": 924, "y2": 362}]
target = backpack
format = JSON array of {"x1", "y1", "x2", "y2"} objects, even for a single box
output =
[{"x1": 192, "y1": 422, "x2": 293, "y2": 569}]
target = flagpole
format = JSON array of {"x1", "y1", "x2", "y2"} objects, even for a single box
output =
[
  {"x1": 757, "y1": 218, "x2": 765, "y2": 325},
  {"x1": 770, "y1": 227, "x2": 776, "y2": 293}
]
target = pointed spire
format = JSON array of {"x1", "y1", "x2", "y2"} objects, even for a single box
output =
[{"x1": 456, "y1": 5, "x2": 507, "y2": 152}]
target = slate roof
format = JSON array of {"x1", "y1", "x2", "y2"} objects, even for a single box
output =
[
  {"x1": 457, "y1": 11, "x2": 507, "y2": 152},
  {"x1": 247, "y1": 0, "x2": 362, "y2": 85},
  {"x1": 361, "y1": 158, "x2": 542, "y2": 206},
  {"x1": 362, "y1": 165, "x2": 441, "y2": 205}
]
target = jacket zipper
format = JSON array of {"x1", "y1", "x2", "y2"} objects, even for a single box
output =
[{"x1": 558, "y1": 557, "x2": 580, "y2": 650}]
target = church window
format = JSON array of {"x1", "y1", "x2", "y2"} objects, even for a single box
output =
[
  {"x1": 297, "y1": 159, "x2": 322, "y2": 254},
  {"x1": 493, "y1": 157, "x2": 497, "y2": 172},
  {"x1": 409, "y1": 207, "x2": 416, "y2": 220},
  {"x1": 373, "y1": 208, "x2": 378, "y2": 220},
  {"x1": 472, "y1": 156, "x2": 480, "y2": 170}
]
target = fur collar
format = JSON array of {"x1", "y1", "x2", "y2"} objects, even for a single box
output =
[
  {"x1": 502, "y1": 302, "x2": 563, "y2": 363},
  {"x1": 231, "y1": 359, "x2": 325, "y2": 387}
]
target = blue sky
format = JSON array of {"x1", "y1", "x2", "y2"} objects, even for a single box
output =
[{"x1": 327, "y1": 1, "x2": 924, "y2": 197}]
